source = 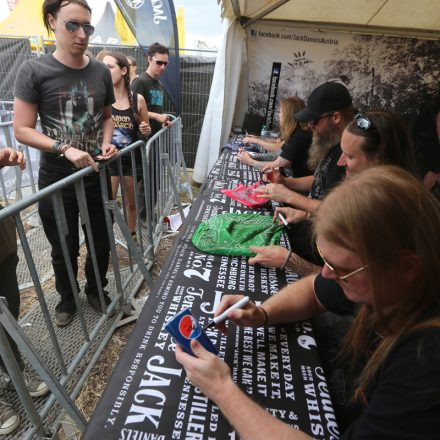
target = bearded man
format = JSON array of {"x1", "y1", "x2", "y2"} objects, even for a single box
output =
[{"x1": 252, "y1": 82, "x2": 353, "y2": 274}]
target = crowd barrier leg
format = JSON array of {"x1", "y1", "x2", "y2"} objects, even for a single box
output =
[
  {"x1": 14, "y1": 213, "x2": 68, "y2": 374},
  {"x1": 106, "y1": 200, "x2": 154, "y2": 290},
  {"x1": 164, "y1": 156, "x2": 186, "y2": 220},
  {"x1": 0, "y1": 298, "x2": 87, "y2": 435}
]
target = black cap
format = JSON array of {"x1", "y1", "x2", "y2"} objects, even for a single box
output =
[{"x1": 295, "y1": 82, "x2": 352, "y2": 122}]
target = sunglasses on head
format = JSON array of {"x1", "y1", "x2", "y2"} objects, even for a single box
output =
[
  {"x1": 152, "y1": 57, "x2": 168, "y2": 66},
  {"x1": 63, "y1": 19, "x2": 94, "y2": 36},
  {"x1": 355, "y1": 113, "x2": 372, "y2": 130}
]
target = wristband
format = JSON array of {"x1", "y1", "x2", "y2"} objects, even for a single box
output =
[
  {"x1": 280, "y1": 250, "x2": 292, "y2": 269},
  {"x1": 259, "y1": 306, "x2": 269, "y2": 327},
  {"x1": 51, "y1": 141, "x2": 63, "y2": 155}
]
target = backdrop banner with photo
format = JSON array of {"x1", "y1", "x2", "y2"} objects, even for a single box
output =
[{"x1": 246, "y1": 22, "x2": 440, "y2": 128}]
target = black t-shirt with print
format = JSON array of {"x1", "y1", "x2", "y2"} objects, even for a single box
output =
[
  {"x1": 314, "y1": 274, "x2": 440, "y2": 439},
  {"x1": 131, "y1": 72, "x2": 165, "y2": 136},
  {"x1": 280, "y1": 128, "x2": 312, "y2": 177},
  {"x1": 14, "y1": 54, "x2": 115, "y2": 173}
]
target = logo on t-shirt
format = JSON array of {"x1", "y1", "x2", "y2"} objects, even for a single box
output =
[{"x1": 149, "y1": 89, "x2": 164, "y2": 107}]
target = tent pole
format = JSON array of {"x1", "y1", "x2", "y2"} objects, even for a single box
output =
[
  {"x1": 231, "y1": 0, "x2": 241, "y2": 20},
  {"x1": 241, "y1": 0, "x2": 290, "y2": 28}
]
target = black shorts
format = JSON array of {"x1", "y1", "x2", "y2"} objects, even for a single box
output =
[{"x1": 108, "y1": 149, "x2": 143, "y2": 177}]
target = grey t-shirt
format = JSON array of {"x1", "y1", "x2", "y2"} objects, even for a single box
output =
[{"x1": 14, "y1": 54, "x2": 115, "y2": 173}]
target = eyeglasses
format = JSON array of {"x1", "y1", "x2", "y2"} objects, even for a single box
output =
[
  {"x1": 152, "y1": 57, "x2": 168, "y2": 66},
  {"x1": 316, "y1": 242, "x2": 368, "y2": 282},
  {"x1": 311, "y1": 112, "x2": 334, "y2": 125},
  {"x1": 355, "y1": 113, "x2": 372, "y2": 130},
  {"x1": 63, "y1": 20, "x2": 94, "y2": 36}
]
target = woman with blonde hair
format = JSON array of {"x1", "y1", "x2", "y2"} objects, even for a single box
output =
[
  {"x1": 176, "y1": 165, "x2": 440, "y2": 438},
  {"x1": 238, "y1": 96, "x2": 312, "y2": 178}
]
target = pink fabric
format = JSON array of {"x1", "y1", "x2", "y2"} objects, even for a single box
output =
[{"x1": 221, "y1": 181, "x2": 270, "y2": 208}]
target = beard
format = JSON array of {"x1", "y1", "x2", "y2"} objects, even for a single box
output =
[{"x1": 307, "y1": 124, "x2": 341, "y2": 171}]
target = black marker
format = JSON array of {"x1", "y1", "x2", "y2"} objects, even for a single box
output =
[{"x1": 203, "y1": 296, "x2": 250, "y2": 330}]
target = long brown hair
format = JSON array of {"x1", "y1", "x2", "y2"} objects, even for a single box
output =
[
  {"x1": 346, "y1": 111, "x2": 420, "y2": 178},
  {"x1": 104, "y1": 51, "x2": 140, "y2": 124},
  {"x1": 279, "y1": 96, "x2": 308, "y2": 141},
  {"x1": 314, "y1": 165, "x2": 440, "y2": 398}
]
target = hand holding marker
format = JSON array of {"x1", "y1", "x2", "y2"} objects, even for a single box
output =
[
  {"x1": 277, "y1": 212, "x2": 288, "y2": 226},
  {"x1": 203, "y1": 296, "x2": 250, "y2": 330}
]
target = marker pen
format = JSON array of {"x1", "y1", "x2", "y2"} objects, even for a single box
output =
[
  {"x1": 278, "y1": 213, "x2": 288, "y2": 226},
  {"x1": 203, "y1": 296, "x2": 250, "y2": 330}
]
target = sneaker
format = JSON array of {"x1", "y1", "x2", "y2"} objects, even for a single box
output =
[
  {"x1": 0, "y1": 399, "x2": 19, "y2": 435},
  {"x1": 22, "y1": 367, "x2": 49, "y2": 398},
  {"x1": 87, "y1": 291, "x2": 111, "y2": 313},
  {"x1": 55, "y1": 303, "x2": 75, "y2": 327},
  {"x1": 2, "y1": 368, "x2": 49, "y2": 398}
]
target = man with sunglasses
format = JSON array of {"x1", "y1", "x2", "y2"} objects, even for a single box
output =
[
  {"x1": 131, "y1": 42, "x2": 171, "y2": 218},
  {"x1": 13, "y1": 0, "x2": 116, "y2": 327},
  {"x1": 131, "y1": 42, "x2": 171, "y2": 136}
]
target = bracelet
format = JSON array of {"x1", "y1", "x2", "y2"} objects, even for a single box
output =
[
  {"x1": 60, "y1": 144, "x2": 72, "y2": 155},
  {"x1": 280, "y1": 250, "x2": 292, "y2": 269},
  {"x1": 259, "y1": 306, "x2": 269, "y2": 327}
]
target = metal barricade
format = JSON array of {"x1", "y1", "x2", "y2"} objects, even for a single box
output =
[
  {"x1": 0, "y1": 116, "x2": 191, "y2": 438},
  {"x1": 141, "y1": 115, "x2": 193, "y2": 248},
  {"x1": 0, "y1": 119, "x2": 39, "y2": 206}
]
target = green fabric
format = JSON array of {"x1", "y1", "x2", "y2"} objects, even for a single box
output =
[{"x1": 192, "y1": 213, "x2": 283, "y2": 257}]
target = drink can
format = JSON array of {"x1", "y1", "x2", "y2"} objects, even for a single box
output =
[{"x1": 165, "y1": 308, "x2": 218, "y2": 356}]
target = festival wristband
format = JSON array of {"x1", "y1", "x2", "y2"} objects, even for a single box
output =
[{"x1": 51, "y1": 141, "x2": 63, "y2": 155}]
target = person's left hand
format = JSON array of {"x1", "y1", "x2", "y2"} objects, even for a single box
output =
[
  {"x1": 139, "y1": 121, "x2": 151, "y2": 136},
  {"x1": 248, "y1": 245, "x2": 289, "y2": 268},
  {"x1": 98, "y1": 144, "x2": 118, "y2": 160},
  {"x1": 175, "y1": 340, "x2": 234, "y2": 402},
  {"x1": 0, "y1": 147, "x2": 26, "y2": 170},
  {"x1": 255, "y1": 183, "x2": 292, "y2": 203}
]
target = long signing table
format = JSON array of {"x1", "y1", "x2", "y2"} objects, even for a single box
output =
[{"x1": 84, "y1": 149, "x2": 339, "y2": 439}]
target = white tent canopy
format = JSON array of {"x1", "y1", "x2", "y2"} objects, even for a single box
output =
[
  {"x1": 224, "y1": 0, "x2": 440, "y2": 39},
  {"x1": 192, "y1": 0, "x2": 440, "y2": 183}
]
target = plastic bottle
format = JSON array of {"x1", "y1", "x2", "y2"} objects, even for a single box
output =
[{"x1": 260, "y1": 125, "x2": 267, "y2": 137}]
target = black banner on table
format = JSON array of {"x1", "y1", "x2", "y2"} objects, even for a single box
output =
[
  {"x1": 207, "y1": 150, "x2": 262, "y2": 184},
  {"x1": 264, "y1": 62, "x2": 282, "y2": 130},
  {"x1": 84, "y1": 174, "x2": 339, "y2": 439}
]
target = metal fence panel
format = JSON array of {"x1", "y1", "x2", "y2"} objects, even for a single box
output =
[{"x1": 0, "y1": 117, "x2": 190, "y2": 438}]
